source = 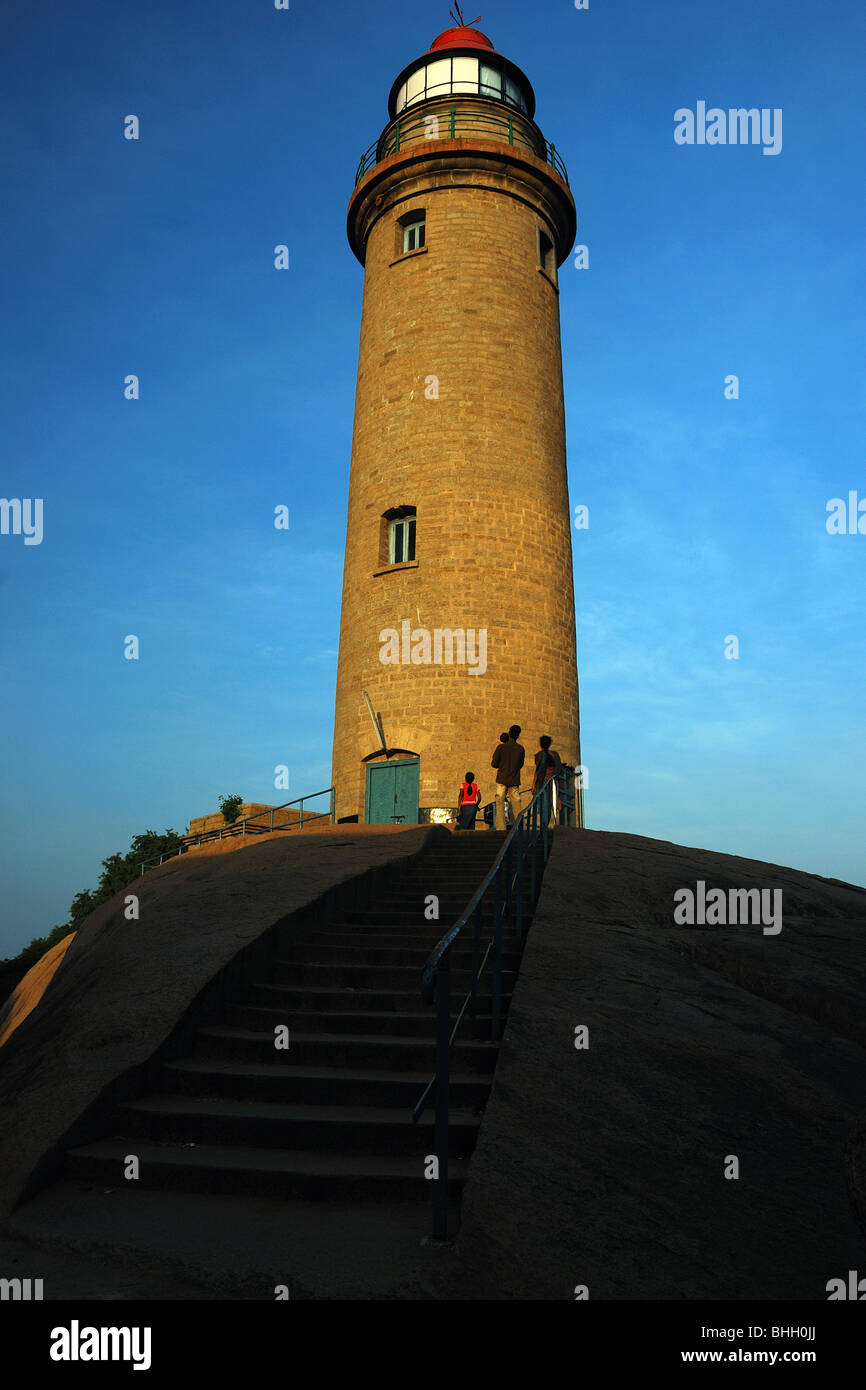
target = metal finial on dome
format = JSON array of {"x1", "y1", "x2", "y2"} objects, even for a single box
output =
[{"x1": 448, "y1": 5, "x2": 482, "y2": 27}]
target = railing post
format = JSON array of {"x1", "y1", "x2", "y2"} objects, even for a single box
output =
[
  {"x1": 515, "y1": 817, "x2": 524, "y2": 941},
  {"x1": 299, "y1": 800, "x2": 304, "y2": 831},
  {"x1": 507, "y1": 114, "x2": 513, "y2": 145},
  {"x1": 330, "y1": 787, "x2": 336, "y2": 823},
  {"x1": 543, "y1": 784, "x2": 550, "y2": 861},
  {"x1": 530, "y1": 801, "x2": 537, "y2": 903},
  {"x1": 269, "y1": 808, "x2": 274, "y2": 832},
  {"x1": 450, "y1": 106, "x2": 456, "y2": 139},
  {"x1": 491, "y1": 869, "x2": 503, "y2": 1042},
  {"x1": 432, "y1": 951, "x2": 451, "y2": 1241},
  {"x1": 470, "y1": 899, "x2": 482, "y2": 1029}
]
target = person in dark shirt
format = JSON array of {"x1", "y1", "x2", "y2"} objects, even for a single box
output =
[
  {"x1": 491, "y1": 724, "x2": 525, "y2": 830},
  {"x1": 532, "y1": 734, "x2": 562, "y2": 824}
]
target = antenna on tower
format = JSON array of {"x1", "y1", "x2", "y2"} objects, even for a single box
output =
[{"x1": 449, "y1": 5, "x2": 482, "y2": 27}]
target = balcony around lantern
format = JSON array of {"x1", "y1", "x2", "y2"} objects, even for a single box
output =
[{"x1": 354, "y1": 94, "x2": 569, "y2": 187}]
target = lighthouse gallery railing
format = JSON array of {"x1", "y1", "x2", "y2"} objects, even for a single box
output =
[
  {"x1": 412, "y1": 772, "x2": 566, "y2": 1241},
  {"x1": 355, "y1": 105, "x2": 569, "y2": 186}
]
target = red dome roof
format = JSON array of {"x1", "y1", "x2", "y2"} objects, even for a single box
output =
[{"x1": 427, "y1": 25, "x2": 495, "y2": 53}]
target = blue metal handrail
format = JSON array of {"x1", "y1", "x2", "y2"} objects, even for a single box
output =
[
  {"x1": 138, "y1": 787, "x2": 337, "y2": 874},
  {"x1": 479, "y1": 766, "x2": 580, "y2": 829},
  {"x1": 354, "y1": 106, "x2": 569, "y2": 186},
  {"x1": 412, "y1": 772, "x2": 567, "y2": 1240}
]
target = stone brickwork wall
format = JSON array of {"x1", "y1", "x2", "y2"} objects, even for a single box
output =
[
  {"x1": 332, "y1": 119, "x2": 581, "y2": 822},
  {"x1": 188, "y1": 804, "x2": 277, "y2": 838}
]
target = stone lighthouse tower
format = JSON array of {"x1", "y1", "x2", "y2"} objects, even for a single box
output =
[{"x1": 332, "y1": 16, "x2": 581, "y2": 826}]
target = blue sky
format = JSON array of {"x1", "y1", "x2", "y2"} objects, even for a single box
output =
[{"x1": 1, "y1": 0, "x2": 864, "y2": 956}]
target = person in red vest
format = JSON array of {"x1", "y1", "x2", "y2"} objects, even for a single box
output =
[{"x1": 456, "y1": 771, "x2": 482, "y2": 830}]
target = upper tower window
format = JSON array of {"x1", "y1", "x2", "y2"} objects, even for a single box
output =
[{"x1": 538, "y1": 228, "x2": 556, "y2": 279}]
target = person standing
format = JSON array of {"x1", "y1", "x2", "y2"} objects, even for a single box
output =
[
  {"x1": 532, "y1": 734, "x2": 562, "y2": 824},
  {"x1": 491, "y1": 724, "x2": 525, "y2": 830},
  {"x1": 456, "y1": 771, "x2": 482, "y2": 830},
  {"x1": 493, "y1": 732, "x2": 511, "y2": 824}
]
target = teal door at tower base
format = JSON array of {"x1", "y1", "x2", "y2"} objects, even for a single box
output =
[{"x1": 365, "y1": 759, "x2": 420, "y2": 825}]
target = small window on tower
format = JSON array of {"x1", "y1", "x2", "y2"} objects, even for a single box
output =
[
  {"x1": 379, "y1": 506, "x2": 417, "y2": 568},
  {"x1": 389, "y1": 512, "x2": 416, "y2": 563},
  {"x1": 401, "y1": 213, "x2": 426, "y2": 255},
  {"x1": 538, "y1": 228, "x2": 556, "y2": 280}
]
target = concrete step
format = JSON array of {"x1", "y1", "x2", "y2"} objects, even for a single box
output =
[
  {"x1": 225, "y1": 1005, "x2": 502, "y2": 1038},
  {"x1": 246, "y1": 984, "x2": 514, "y2": 1013},
  {"x1": 310, "y1": 927, "x2": 509, "y2": 943},
  {"x1": 64, "y1": 1141, "x2": 468, "y2": 1202},
  {"x1": 192, "y1": 1025, "x2": 499, "y2": 1072},
  {"x1": 116, "y1": 1095, "x2": 480, "y2": 1157},
  {"x1": 160, "y1": 1058, "x2": 491, "y2": 1108},
  {"x1": 274, "y1": 944, "x2": 523, "y2": 970},
  {"x1": 308, "y1": 931, "x2": 462, "y2": 949},
  {"x1": 239, "y1": 985, "x2": 512, "y2": 1014},
  {"x1": 264, "y1": 961, "x2": 519, "y2": 990},
  {"x1": 405, "y1": 841, "x2": 506, "y2": 857},
  {"x1": 314, "y1": 919, "x2": 530, "y2": 939},
  {"x1": 333, "y1": 907, "x2": 515, "y2": 927},
  {"x1": 387, "y1": 870, "x2": 506, "y2": 885},
  {"x1": 307, "y1": 929, "x2": 531, "y2": 954},
  {"x1": 354, "y1": 868, "x2": 515, "y2": 885}
]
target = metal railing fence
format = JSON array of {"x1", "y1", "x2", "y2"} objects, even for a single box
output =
[
  {"x1": 138, "y1": 788, "x2": 336, "y2": 875},
  {"x1": 412, "y1": 771, "x2": 568, "y2": 1239}
]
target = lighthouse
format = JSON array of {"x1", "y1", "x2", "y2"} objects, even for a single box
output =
[{"x1": 331, "y1": 15, "x2": 581, "y2": 826}]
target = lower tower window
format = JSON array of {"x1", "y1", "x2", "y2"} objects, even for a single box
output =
[
  {"x1": 389, "y1": 512, "x2": 416, "y2": 563},
  {"x1": 379, "y1": 506, "x2": 417, "y2": 568}
]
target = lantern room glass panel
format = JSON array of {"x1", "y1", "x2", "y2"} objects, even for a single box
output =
[
  {"x1": 452, "y1": 56, "x2": 479, "y2": 93},
  {"x1": 480, "y1": 64, "x2": 502, "y2": 98},
  {"x1": 426, "y1": 58, "x2": 451, "y2": 99},
  {"x1": 504, "y1": 75, "x2": 526, "y2": 111},
  {"x1": 406, "y1": 67, "x2": 426, "y2": 105}
]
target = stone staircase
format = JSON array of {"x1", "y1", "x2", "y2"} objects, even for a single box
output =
[{"x1": 61, "y1": 831, "x2": 530, "y2": 1218}]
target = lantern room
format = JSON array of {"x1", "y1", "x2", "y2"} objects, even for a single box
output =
[{"x1": 388, "y1": 24, "x2": 536, "y2": 120}]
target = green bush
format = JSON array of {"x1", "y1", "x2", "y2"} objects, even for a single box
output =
[{"x1": 218, "y1": 794, "x2": 244, "y2": 825}]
